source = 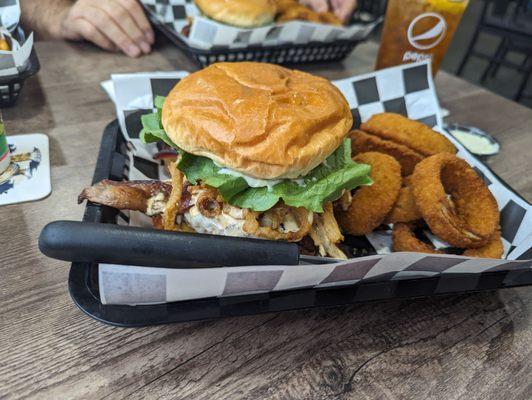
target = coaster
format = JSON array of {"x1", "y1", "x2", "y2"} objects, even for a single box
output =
[{"x1": 0, "y1": 133, "x2": 51, "y2": 206}]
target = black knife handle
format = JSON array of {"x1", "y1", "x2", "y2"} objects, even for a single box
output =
[{"x1": 39, "y1": 221, "x2": 300, "y2": 268}]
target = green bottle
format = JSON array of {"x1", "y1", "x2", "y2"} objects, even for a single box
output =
[{"x1": 0, "y1": 113, "x2": 11, "y2": 174}]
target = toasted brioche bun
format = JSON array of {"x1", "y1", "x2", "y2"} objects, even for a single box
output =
[
  {"x1": 162, "y1": 62, "x2": 353, "y2": 179},
  {"x1": 195, "y1": 0, "x2": 277, "y2": 28}
]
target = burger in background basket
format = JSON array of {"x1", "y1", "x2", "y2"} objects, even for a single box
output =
[
  {"x1": 194, "y1": 0, "x2": 278, "y2": 28},
  {"x1": 275, "y1": 0, "x2": 343, "y2": 25},
  {"x1": 79, "y1": 62, "x2": 373, "y2": 259},
  {"x1": 192, "y1": 0, "x2": 346, "y2": 28}
]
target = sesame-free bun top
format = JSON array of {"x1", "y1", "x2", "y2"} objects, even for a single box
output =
[
  {"x1": 162, "y1": 62, "x2": 353, "y2": 180},
  {"x1": 194, "y1": 0, "x2": 277, "y2": 28}
]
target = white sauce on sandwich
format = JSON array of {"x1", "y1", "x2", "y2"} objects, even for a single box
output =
[{"x1": 218, "y1": 167, "x2": 282, "y2": 190}]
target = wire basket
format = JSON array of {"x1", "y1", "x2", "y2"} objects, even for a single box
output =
[
  {"x1": 150, "y1": 16, "x2": 379, "y2": 68},
  {"x1": 0, "y1": 27, "x2": 40, "y2": 108}
]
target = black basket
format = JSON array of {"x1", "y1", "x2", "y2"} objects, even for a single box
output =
[
  {"x1": 182, "y1": 40, "x2": 359, "y2": 68},
  {"x1": 65, "y1": 121, "x2": 532, "y2": 327},
  {"x1": 0, "y1": 27, "x2": 40, "y2": 108},
  {"x1": 150, "y1": 15, "x2": 378, "y2": 68}
]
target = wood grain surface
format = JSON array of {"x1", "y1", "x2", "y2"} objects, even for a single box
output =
[{"x1": 0, "y1": 38, "x2": 531, "y2": 400}]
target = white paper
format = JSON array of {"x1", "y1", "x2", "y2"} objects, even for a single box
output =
[
  {"x1": 0, "y1": 31, "x2": 33, "y2": 77},
  {"x1": 0, "y1": 0, "x2": 20, "y2": 32}
]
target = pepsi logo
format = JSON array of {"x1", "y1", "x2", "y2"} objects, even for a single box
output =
[{"x1": 407, "y1": 12, "x2": 447, "y2": 50}]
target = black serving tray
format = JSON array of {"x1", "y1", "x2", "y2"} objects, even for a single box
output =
[{"x1": 67, "y1": 120, "x2": 532, "y2": 327}]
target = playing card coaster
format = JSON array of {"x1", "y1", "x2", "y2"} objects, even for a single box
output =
[{"x1": 0, "y1": 133, "x2": 51, "y2": 206}]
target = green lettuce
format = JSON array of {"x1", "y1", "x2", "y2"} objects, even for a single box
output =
[
  {"x1": 139, "y1": 96, "x2": 175, "y2": 147},
  {"x1": 140, "y1": 96, "x2": 372, "y2": 213}
]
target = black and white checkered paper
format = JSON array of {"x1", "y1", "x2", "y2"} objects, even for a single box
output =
[
  {"x1": 0, "y1": 0, "x2": 33, "y2": 78},
  {"x1": 0, "y1": 0, "x2": 20, "y2": 32},
  {"x1": 140, "y1": 0, "x2": 379, "y2": 50},
  {"x1": 99, "y1": 61, "x2": 532, "y2": 305}
]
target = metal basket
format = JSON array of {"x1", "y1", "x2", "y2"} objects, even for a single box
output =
[
  {"x1": 150, "y1": 15, "x2": 378, "y2": 68},
  {"x1": 0, "y1": 26, "x2": 40, "y2": 108}
]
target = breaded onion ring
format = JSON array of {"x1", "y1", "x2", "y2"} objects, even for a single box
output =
[
  {"x1": 392, "y1": 223, "x2": 503, "y2": 259},
  {"x1": 411, "y1": 154, "x2": 499, "y2": 248},
  {"x1": 361, "y1": 113, "x2": 457, "y2": 156},
  {"x1": 350, "y1": 130, "x2": 424, "y2": 176},
  {"x1": 463, "y1": 232, "x2": 503, "y2": 258},
  {"x1": 336, "y1": 152, "x2": 402, "y2": 235},
  {"x1": 392, "y1": 223, "x2": 440, "y2": 254},
  {"x1": 385, "y1": 180, "x2": 422, "y2": 224}
]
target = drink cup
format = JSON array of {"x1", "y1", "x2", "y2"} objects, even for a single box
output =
[
  {"x1": 376, "y1": 0, "x2": 469, "y2": 75},
  {"x1": 0, "y1": 114, "x2": 10, "y2": 174}
]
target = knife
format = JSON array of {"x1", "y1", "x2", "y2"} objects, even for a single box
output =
[{"x1": 39, "y1": 220, "x2": 300, "y2": 268}]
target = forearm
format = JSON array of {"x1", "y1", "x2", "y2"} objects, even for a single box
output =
[{"x1": 21, "y1": 0, "x2": 73, "y2": 39}]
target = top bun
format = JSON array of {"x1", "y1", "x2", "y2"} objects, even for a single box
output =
[
  {"x1": 194, "y1": 0, "x2": 277, "y2": 28},
  {"x1": 162, "y1": 62, "x2": 353, "y2": 180}
]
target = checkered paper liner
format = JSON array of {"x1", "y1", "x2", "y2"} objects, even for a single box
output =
[
  {"x1": 140, "y1": 0, "x2": 379, "y2": 50},
  {"x1": 99, "y1": 61, "x2": 532, "y2": 305},
  {"x1": 0, "y1": 0, "x2": 33, "y2": 78},
  {"x1": 0, "y1": 0, "x2": 20, "y2": 32},
  {"x1": 0, "y1": 30, "x2": 33, "y2": 78}
]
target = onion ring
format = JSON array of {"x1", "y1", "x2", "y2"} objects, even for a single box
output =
[
  {"x1": 350, "y1": 130, "x2": 424, "y2": 176},
  {"x1": 463, "y1": 232, "x2": 503, "y2": 258},
  {"x1": 336, "y1": 152, "x2": 402, "y2": 235},
  {"x1": 392, "y1": 223, "x2": 503, "y2": 258},
  {"x1": 392, "y1": 223, "x2": 440, "y2": 254},
  {"x1": 361, "y1": 113, "x2": 457, "y2": 156},
  {"x1": 411, "y1": 153, "x2": 499, "y2": 248},
  {"x1": 385, "y1": 179, "x2": 422, "y2": 224}
]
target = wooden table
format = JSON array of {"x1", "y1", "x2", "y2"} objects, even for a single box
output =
[{"x1": 1, "y1": 38, "x2": 531, "y2": 400}]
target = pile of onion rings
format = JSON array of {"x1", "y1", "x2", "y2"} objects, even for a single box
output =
[
  {"x1": 392, "y1": 153, "x2": 502, "y2": 258},
  {"x1": 336, "y1": 113, "x2": 503, "y2": 259}
]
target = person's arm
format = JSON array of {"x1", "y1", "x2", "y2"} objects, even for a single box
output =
[
  {"x1": 21, "y1": 0, "x2": 71, "y2": 39},
  {"x1": 21, "y1": 0, "x2": 155, "y2": 58}
]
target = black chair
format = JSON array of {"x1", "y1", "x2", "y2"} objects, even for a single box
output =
[
  {"x1": 354, "y1": 0, "x2": 388, "y2": 20},
  {"x1": 457, "y1": 0, "x2": 532, "y2": 102}
]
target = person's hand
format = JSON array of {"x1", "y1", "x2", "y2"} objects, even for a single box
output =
[
  {"x1": 300, "y1": 0, "x2": 358, "y2": 23},
  {"x1": 59, "y1": 0, "x2": 155, "y2": 58}
]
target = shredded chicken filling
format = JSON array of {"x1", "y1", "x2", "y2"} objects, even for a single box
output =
[{"x1": 78, "y1": 178, "x2": 346, "y2": 257}]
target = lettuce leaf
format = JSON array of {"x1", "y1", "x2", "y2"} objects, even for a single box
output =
[
  {"x1": 139, "y1": 96, "x2": 175, "y2": 147},
  {"x1": 140, "y1": 96, "x2": 372, "y2": 213},
  {"x1": 176, "y1": 139, "x2": 372, "y2": 212}
]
